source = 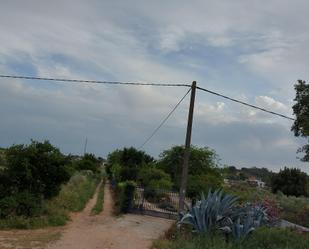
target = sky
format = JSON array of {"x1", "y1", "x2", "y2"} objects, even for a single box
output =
[{"x1": 0, "y1": 0, "x2": 308, "y2": 173}]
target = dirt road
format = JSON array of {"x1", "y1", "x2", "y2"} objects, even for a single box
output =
[{"x1": 0, "y1": 182, "x2": 173, "y2": 249}]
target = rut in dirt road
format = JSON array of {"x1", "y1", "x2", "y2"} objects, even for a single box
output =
[{"x1": 46, "y1": 181, "x2": 173, "y2": 249}]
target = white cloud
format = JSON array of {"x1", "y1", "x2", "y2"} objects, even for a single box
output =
[{"x1": 0, "y1": 0, "x2": 308, "y2": 173}]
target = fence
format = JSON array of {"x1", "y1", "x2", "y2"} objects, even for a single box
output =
[{"x1": 129, "y1": 187, "x2": 182, "y2": 220}]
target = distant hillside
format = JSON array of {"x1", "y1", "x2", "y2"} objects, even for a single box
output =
[{"x1": 224, "y1": 166, "x2": 274, "y2": 185}]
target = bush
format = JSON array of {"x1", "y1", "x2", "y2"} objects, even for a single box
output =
[
  {"x1": 74, "y1": 153, "x2": 100, "y2": 174},
  {"x1": 115, "y1": 181, "x2": 136, "y2": 214},
  {"x1": 49, "y1": 173, "x2": 99, "y2": 212},
  {"x1": 110, "y1": 163, "x2": 122, "y2": 182},
  {"x1": 106, "y1": 147, "x2": 154, "y2": 182},
  {"x1": 0, "y1": 191, "x2": 42, "y2": 218},
  {"x1": 4, "y1": 140, "x2": 72, "y2": 199},
  {"x1": 0, "y1": 172, "x2": 99, "y2": 229},
  {"x1": 187, "y1": 173, "x2": 223, "y2": 200},
  {"x1": 271, "y1": 167, "x2": 308, "y2": 197},
  {"x1": 138, "y1": 167, "x2": 173, "y2": 202}
]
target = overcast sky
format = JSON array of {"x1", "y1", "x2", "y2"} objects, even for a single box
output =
[{"x1": 0, "y1": 0, "x2": 308, "y2": 173}]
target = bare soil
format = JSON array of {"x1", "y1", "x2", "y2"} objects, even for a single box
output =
[{"x1": 0, "y1": 182, "x2": 173, "y2": 249}]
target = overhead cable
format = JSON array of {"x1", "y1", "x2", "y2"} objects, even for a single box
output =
[
  {"x1": 0, "y1": 74, "x2": 191, "y2": 87},
  {"x1": 197, "y1": 86, "x2": 295, "y2": 121},
  {"x1": 139, "y1": 88, "x2": 191, "y2": 149}
]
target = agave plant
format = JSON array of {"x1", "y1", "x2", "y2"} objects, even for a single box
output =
[
  {"x1": 221, "y1": 204, "x2": 269, "y2": 241},
  {"x1": 178, "y1": 189, "x2": 238, "y2": 233}
]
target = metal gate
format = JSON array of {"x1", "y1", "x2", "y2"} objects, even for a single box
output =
[{"x1": 130, "y1": 187, "x2": 180, "y2": 220}]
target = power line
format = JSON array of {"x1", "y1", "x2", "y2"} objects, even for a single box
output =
[
  {"x1": 139, "y1": 88, "x2": 192, "y2": 149},
  {"x1": 197, "y1": 86, "x2": 295, "y2": 121},
  {"x1": 0, "y1": 74, "x2": 295, "y2": 120},
  {"x1": 0, "y1": 74, "x2": 190, "y2": 87}
]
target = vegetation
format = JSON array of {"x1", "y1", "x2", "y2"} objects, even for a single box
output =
[
  {"x1": 0, "y1": 171, "x2": 99, "y2": 229},
  {"x1": 223, "y1": 166, "x2": 273, "y2": 186},
  {"x1": 73, "y1": 153, "x2": 101, "y2": 174},
  {"x1": 224, "y1": 182, "x2": 309, "y2": 227},
  {"x1": 291, "y1": 79, "x2": 309, "y2": 161},
  {"x1": 0, "y1": 140, "x2": 102, "y2": 229},
  {"x1": 179, "y1": 190, "x2": 268, "y2": 241},
  {"x1": 152, "y1": 227, "x2": 309, "y2": 249},
  {"x1": 107, "y1": 147, "x2": 172, "y2": 212},
  {"x1": 158, "y1": 145, "x2": 223, "y2": 198},
  {"x1": 106, "y1": 145, "x2": 224, "y2": 214},
  {"x1": 106, "y1": 147, "x2": 153, "y2": 182},
  {"x1": 154, "y1": 189, "x2": 308, "y2": 249},
  {"x1": 271, "y1": 167, "x2": 308, "y2": 197},
  {"x1": 106, "y1": 145, "x2": 308, "y2": 228},
  {"x1": 91, "y1": 179, "x2": 106, "y2": 215},
  {"x1": 114, "y1": 181, "x2": 136, "y2": 214}
]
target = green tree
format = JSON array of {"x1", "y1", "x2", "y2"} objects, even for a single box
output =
[
  {"x1": 106, "y1": 147, "x2": 154, "y2": 182},
  {"x1": 187, "y1": 173, "x2": 223, "y2": 199},
  {"x1": 158, "y1": 145, "x2": 220, "y2": 188},
  {"x1": 271, "y1": 167, "x2": 308, "y2": 197},
  {"x1": 291, "y1": 79, "x2": 309, "y2": 161},
  {"x1": 138, "y1": 166, "x2": 172, "y2": 190},
  {"x1": 74, "y1": 153, "x2": 100, "y2": 173},
  {"x1": 4, "y1": 140, "x2": 72, "y2": 199},
  {"x1": 158, "y1": 145, "x2": 223, "y2": 198}
]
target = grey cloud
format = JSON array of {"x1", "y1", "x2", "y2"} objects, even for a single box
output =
[{"x1": 0, "y1": 0, "x2": 308, "y2": 173}]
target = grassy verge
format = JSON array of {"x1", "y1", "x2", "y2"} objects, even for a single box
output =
[
  {"x1": 0, "y1": 172, "x2": 100, "y2": 229},
  {"x1": 91, "y1": 179, "x2": 105, "y2": 215},
  {"x1": 152, "y1": 227, "x2": 309, "y2": 249}
]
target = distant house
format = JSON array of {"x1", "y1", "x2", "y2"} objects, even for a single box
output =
[{"x1": 247, "y1": 176, "x2": 266, "y2": 188}]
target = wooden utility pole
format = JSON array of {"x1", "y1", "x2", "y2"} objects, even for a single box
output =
[{"x1": 179, "y1": 81, "x2": 196, "y2": 212}]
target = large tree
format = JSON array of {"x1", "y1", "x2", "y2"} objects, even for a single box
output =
[
  {"x1": 291, "y1": 80, "x2": 309, "y2": 161},
  {"x1": 158, "y1": 145, "x2": 223, "y2": 197}
]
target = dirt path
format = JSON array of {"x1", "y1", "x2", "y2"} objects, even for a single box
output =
[
  {"x1": 0, "y1": 181, "x2": 173, "y2": 249},
  {"x1": 46, "y1": 182, "x2": 173, "y2": 249}
]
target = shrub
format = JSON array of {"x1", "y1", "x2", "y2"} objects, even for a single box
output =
[
  {"x1": 4, "y1": 140, "x2": 72, "y2": 199},
  {"x1": 110, "y1": 163, "x2": 122, "y2": 182},
  {"x1": 0, "y1": 172, "x2": 99, "y2": 229},
  {"x1": 115, "y1": 181, "x2": 136, "y2": 214},
  {"x1": 138, "y1": 167, "x2": 173, "y2": 202},
  {"x1": 49, "y1": 173, "x2": 99, "y2": 212},
  {"x1": 107, "y1": 147, "x2": 153, "y2": 182},
  {"x1": 259, "y1": 198, "x2": 280, "y2": 223},
  {"x1": 271, "y1": 167, "x2": 308, "y2": 197},
  {"x1": 0, "y1": 191, "x2": 42, "y2": 218},
  {"x1": 187, "y1": 173, "x2": 223, "y2": 200}
]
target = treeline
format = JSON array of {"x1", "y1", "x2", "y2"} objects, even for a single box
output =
[
  {"x1": 223, "y1": 166, "x2": 274, "y2": 185},
  {"x1": 0, "y1": 140, "x2": 102, "y2": 228},
  {"x1": 106, "y1": 145, "x2": 223, "y2": 212},
  {"x1": 224, "y1": 165, "x2": 309, "y2": 197}
]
